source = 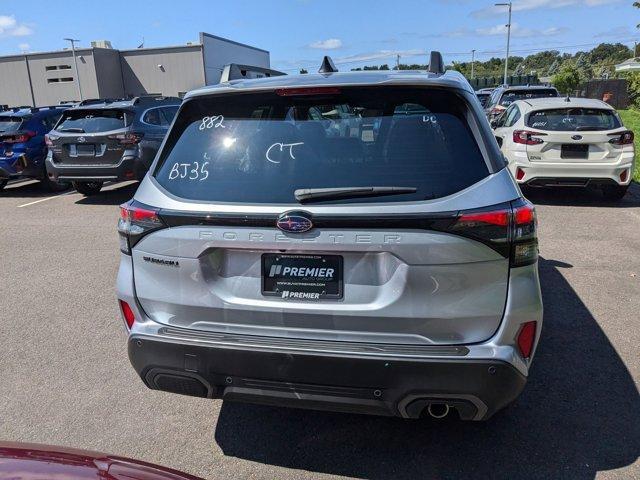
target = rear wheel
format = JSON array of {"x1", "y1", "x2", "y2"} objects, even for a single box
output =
[
  {"x1": 601, "y1": 184, "x2": 628, "y2": 201},
  {"x1": 0, "y1": 179, "x2": 7, "y2": 192},
  {"x1": 72, "y1": 181, "x2": 103, "y2": 196}
]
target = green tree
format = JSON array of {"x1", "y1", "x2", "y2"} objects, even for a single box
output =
[
  {"x1": 552, "y1": 65, "x2": 581, "y2": 94},
  {"x1": 299, "y1": 68, "x2": 308, "y2": 74}
]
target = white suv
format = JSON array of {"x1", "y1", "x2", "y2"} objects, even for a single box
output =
[{"x1": 492, "y1": 97, "x2": 635, "y2": 200}]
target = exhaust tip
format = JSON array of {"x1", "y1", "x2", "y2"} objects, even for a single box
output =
[{"x1": 427, "y1": 403, "x2": 450, "y2": 419}]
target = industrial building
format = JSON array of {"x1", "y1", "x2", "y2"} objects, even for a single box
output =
[{"x1": 0, "y1": 32, "x2": 270, "y2": 107}]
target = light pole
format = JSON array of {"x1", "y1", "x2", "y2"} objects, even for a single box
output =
[
  {"x1": 495, "y1": 2, "x2": 512, "y2": 86},
  {"x1": 471, "y1": 49, "x2": 476, "y2": 80},
  {"x1": 64, "y1": 38, "x2": 83, "y2": 101}
]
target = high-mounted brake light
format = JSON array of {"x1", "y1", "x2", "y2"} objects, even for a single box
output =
[
  {"x1": 118, "y1": 201, "x2": 165, "y2": 254},
  {"x1": 2, "y1": 130, "x2": 36, "y2": 144},
  {"x1": 513, "y1": 130, "x2": 547, "y2": 145},
  {"x1": 119, "y1": 299, "x2": 136, "y2": 329},
  {"x1": 517, "y1": 321, "x2": 537, "y2": 359},
  {"x1": 275, "y1": 87, "x2": 341, "y2": 96},
  {"x1": 608, "y1": 130, "x2": 634, "y2": 145}
]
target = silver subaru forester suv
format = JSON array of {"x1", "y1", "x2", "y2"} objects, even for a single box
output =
[{"x1": 117, "y1": 53, "x2": 543, "y2": 421}]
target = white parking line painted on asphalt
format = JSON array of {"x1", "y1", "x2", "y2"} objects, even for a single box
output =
[{"x1": 16, "y1": 189, "x2": 78, "y2": 208}]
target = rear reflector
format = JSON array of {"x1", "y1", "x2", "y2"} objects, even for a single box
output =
[
  {"x1": 517, "y1": 321, "x2": 537, "y2": 359},
  {"x1": 620, "y1": 169, "x2": 629, "y2": 183},
  {"x1": 515, "y1": 167, "x2": 525, "y2": 181},
  {"x1": 275, "y1": 87, "x2": 341, "y2": 96},
  {"x1": 119, "y1": 300, "x2": 135, "y2": 329}
]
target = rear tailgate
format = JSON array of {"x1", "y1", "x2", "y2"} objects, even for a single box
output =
[
  {"x1": 131, "y1": 86, "x2": 518, "y2": 346},
  {"x1": 49, "y1": 108, "x2": 132, "y2": 166}
]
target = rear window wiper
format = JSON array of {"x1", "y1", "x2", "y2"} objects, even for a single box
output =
[
  {"x1": 294, "y1": 186, "x2": 417, "y2": 203},
  {"x1": 574, "y1": 126, "x2": 603, "y2": 131},
  {"x1": 60, "y1": 127, "x2": 85, "y2": 133}
]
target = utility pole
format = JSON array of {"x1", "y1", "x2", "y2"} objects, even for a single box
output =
[
  {"x1": 495, "y1": 2, "x2": 512, "y2": 86},
  {"x1": 396, "y1": 54, "x2": 400, "y2": 70},
  {"x1": 64, "y1": 38, "x2": 83, "y2": 101},
  {"x1": 471, "y1": 49, "x2": 476, "y2": 80}
]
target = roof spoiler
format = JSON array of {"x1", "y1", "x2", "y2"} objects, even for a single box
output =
[
  {"x1": 131, "y1": 95, "x2": 182, "y2": 105},
  {"x1": 220, "y1": 64, "x2": 286, "y2": 83},
  {"x1": 428, "y1": 51, "x2": 444, "y2": 74}
]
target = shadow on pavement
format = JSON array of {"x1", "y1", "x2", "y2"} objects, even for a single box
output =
[
  {"x1": 0, "y1": 179, "x2": 70, "y2": 198},
  {"x1": 524, "y1": 181, "x2": 640, "y2": 208},
  {"x1": 74, "y1": 182, "x2": 139, "y2": 206},
  {"x1": 213, "y1": 258, "x2": 640, "y2": 479}
]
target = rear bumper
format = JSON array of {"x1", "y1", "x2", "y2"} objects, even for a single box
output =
[
  {"x1": 128, "y1": 332, "x2": 527, "y2": 420},
  {"x1": 45, "y1": 155, "x2": 146, "y2": 182},
  {"x1": 507, "y1": 156, "x2": 635, "y2": 186}
]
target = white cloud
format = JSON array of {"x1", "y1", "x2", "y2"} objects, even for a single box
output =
[
  {"x1": 18, "y1": 42, "x2": 29, "y2": 51},
  {"x1": 308, "y1": 38, "x2": 343, "y2": 49},
  {"x1": 0, "y1": 15, "x2": 34, "y2": 37},
  {"x1": 475, "y1": 22, "x2": 568, "y2": 38},
  {"x1": 472, "y1": 0, "x2": 619, "y2": 18}
]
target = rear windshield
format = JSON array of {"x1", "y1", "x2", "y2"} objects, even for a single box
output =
[
  {"x1": 0, "y1": 117, "x2": 24, "y2": 133},
  {"x1": 56, "y1": 109, "x2": 131, "y2": 133},
  {"x1": 526, "y1": 108, "x2": 621, "y2": 131},
  {"x1": 154, "y1": 87, "x2": 489, "y2": 204},
  {"x1": 499, "y1": 89, "x2": 558, "y2": 107}
]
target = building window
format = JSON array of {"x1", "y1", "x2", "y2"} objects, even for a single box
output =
[
  {"x1": 45, "y1": 65, "x2": 58, "y2": 71},
  {"x1": 47, "y1": 77, "x2": 74, "y2": 83},
  {"x1": 58, "y1": 65, "x2": 72, "y2": 70}
]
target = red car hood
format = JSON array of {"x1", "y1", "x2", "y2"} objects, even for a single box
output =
[{"x1": 0, "y1": 442, "x2": 205, "y2": 479}]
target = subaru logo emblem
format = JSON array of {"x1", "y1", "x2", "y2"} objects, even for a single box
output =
[
  {"x1": 276, "y1": 211, "x2": 313, "y2": 233},
  {"x1": 571, "y1": 135, "x2": 582, "y2": 141},
  {"x1": 77, "y1": 136, "x2": 86, "y2": 143}
]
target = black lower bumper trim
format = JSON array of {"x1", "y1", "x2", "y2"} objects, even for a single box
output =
[
  {"x1": 128, "y1": 335, "x2": 527, "y2": 420},
  {"x1": 46, "y1": 156, "x2": 146, "y2": 182}
]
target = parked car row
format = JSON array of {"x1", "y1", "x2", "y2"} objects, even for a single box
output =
[
  {"x1": 476, "y1": 85, "x2": 635, "y2": 200},
  {"x1": 0, "y1": 95, "x2": 181, "y2": 195}
]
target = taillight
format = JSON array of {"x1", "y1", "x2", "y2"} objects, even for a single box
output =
[
  {"x1": 118, "y1": 201, "x2": 165, "y2": 254},
  {"x1": 513, "y1": 130, "x2": 547, "y2": 145},
  {"x1": 3, "y1": 130, "x2": 36, "y2": 144},
  {"x1": 119, "y1": 300, "x2": 136, "y2": 329},
  {"x1": 517, "y1": 321, "x2": 537, "y2": 359},
  {"x1": 608, "y1": 130, "x2": 634, "y2": 145},
  {"x1": 108, "y1": 132, "x2": 144, "y2": 145},
  {"x1": 447, "y1": 199, "x2": 538, "y2": 267},
  {"x1": 275, "y1": 87, "x2": 341, "y2": 96},
  {"x1": 511, "y1": 200, "x2": 538, "y2": 267},
  {"x1": 45, "y1": 134, "x2": 58, "y2": 147}
]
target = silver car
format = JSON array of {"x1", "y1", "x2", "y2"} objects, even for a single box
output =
[{"x1": 117, "y1": 54, "x2": 543, "y2": 421}]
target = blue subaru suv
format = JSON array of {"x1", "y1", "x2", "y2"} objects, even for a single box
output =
[{"x1": 0, "y1": 107, "x2": 69, "y2": 192}]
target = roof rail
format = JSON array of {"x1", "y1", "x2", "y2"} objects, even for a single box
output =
[
  {"x1": 428, "y1": 51, "x2": 444, "y2": 74},
  {"x1": 318, "y1": 56, "x2": 338, "y2": 74},
  {"x1": 131, "y1": 95, "x2": 182, "y2": 105},
  {"x1": 78, "y1": 98, "x2": 121, "y2": 106},
  {"x1": 219, "y1": 63, "x2": 286, "y2": 83}
]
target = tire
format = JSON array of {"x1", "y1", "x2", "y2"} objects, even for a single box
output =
[
  {"x1": 0, "y1": 179, "x2": 7, "y2": 192},
  {"x1": 72, "y1": 181, "x2": 103, "y2": 196},
  {"x1": 40, "y1": 175, "x2": 70, "y2": 193},
  {"x1": 601, "y1": 184, "x2": 628, "y2": 201}
]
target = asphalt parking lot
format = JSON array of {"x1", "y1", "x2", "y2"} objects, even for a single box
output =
[{"x1": 0, "y1": 179, "x2": 639, "y2": 480}]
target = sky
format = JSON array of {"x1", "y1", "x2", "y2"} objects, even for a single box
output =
[{"x1": 0, "y1": 0, "x2": 638, "y2": 73}]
